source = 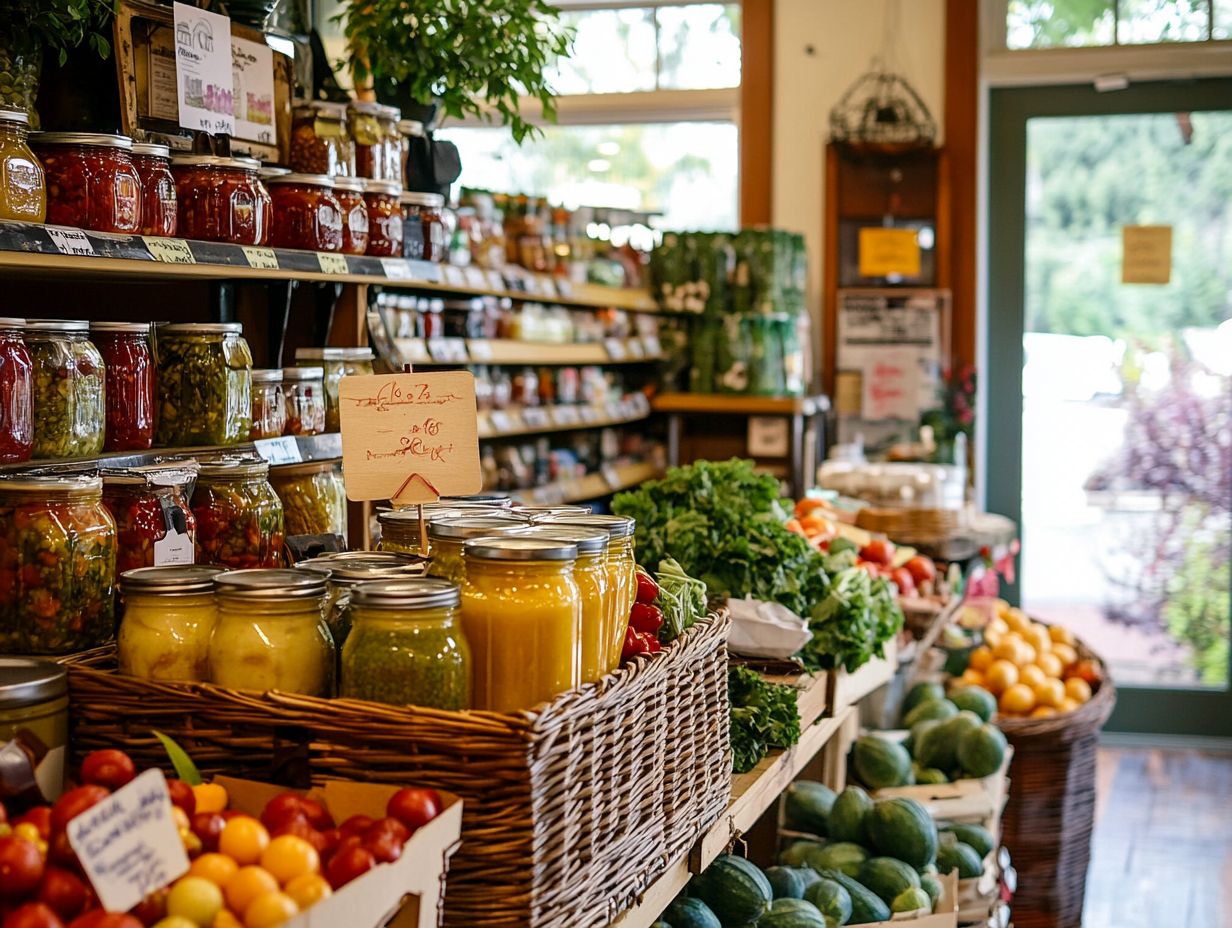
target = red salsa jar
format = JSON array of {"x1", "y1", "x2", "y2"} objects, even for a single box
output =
[
  {"x1": 363, "y1": 179, "x2": 403, "y2": 257},
  {"x1": 90, "y1": 321, "x2": 155, "y2": 452},
  {"x1": 171, "y1": 154, "x2": 269, "y2": 245},
  {"x1": 266, "y1": 173, "x2": 344, "y2": 252},
  {"x1": 0, "y1": 317, "x2": 33, "y2": 463},
  {"x1": 102, "y1": 463, "x2": 199, "y2": 575},
  {"x1": 333, "y1": 176, "x2": 369, "y2": 256},
  {"x1": 131, "y1": 141, "x2": 176, "y2": 237},
  {"x1": 32, "y1": 132, "x2": 142, "y2": 233},
  {"x1": 401, "y1": 191, "x2": 446, "y2": 263}
]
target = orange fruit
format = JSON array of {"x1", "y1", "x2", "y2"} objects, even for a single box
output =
[
  {"x1": 960, "y1": 668, "x2": 987, "y2": 688},
  {"x1": 992, "y1": 634, "x2": 1023, "y2": 663},
  {"x1": 1036, "y1": 652, "x2": 1063, "y2": 679},
  {"x1": 999, "y1": 683, "x2": 1036, "y2": 715},
  {"x1": 167, "y1": 876, "x2": 225, "y2": 927},
  {"x1": 284, "y1": 873, "x2": 331, "y2": 911},
  {"x1": 190, "y1": 853, "x2": 240, "y2": 887},
  {"x1": 968, "y1": 645, "x2": 994, "y2": 671},
  {"x1": 1065, "y1": 677, "x2": 1092, "y2": 704},
  {"x1": 1030, "y1": 705, "x2": 1057, "y2": 719},
  {"x1": 1049, "y1": 624, "x2": 1075, "y2": 645},
  {"x1": 1051, "y1": 643, "x2": 1077, "y2": 668},
  {"x1": 1059, "y1": 697, "x2": 1081, "y2": 713},
  {"x1": 985, "y1": 659, "x2": 1019, "y2": 695},
  {"x1": 1016, "y1": 641, "x2": 1038, "y2": 666},
  {"x1": 219, "y1": 817, "x2": 270, "y2": 866},
  {"x1": 1025, "y1": 624, "x2": 1051, "y2": 655},
  {"x1": 193, "y1": 782, "x2": 230, "y2": 815},
  {"x1": 1018, "y1": 664, "x2": 1046, "y2": 688},
  {"x1": 1034, "y1": 678, "x2": 1065, "y2": 709},
  {"x1": 244, "y1": 891, "x2": 299, "y2": 928},
  {"x1": 224, "y1": 867, "x2": 280, "y2": 915},
  {"x1": 260, "y1": 835, "x2": 320, "y2": 885},
  {"x1": 214, "y1": 912, "x2": 244, "y2": 928}
]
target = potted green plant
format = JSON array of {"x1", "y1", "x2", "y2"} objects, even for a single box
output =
[
  {"x1": 339, "y1": 0, "x2": 572, "y2": 142},
  {"x1": 0, "y1": 0, "x2": 113, "y2": 118}
]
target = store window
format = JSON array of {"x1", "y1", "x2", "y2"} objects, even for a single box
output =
[{"x1": 1006, "y1": 0, "x2": 1232, "y2": 48}]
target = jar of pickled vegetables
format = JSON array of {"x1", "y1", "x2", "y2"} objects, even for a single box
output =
[
  {"x1": 208, "y1": 569, "x2": 334, "y2": 696},
  {"x1": 131, "y1": 141, "x2": 176, "y2": 237},
  {"x1": 401, "y1": 192, "x2": 446, "y2": 263},
  {"x1": 250, "y1": 369, "x2": 286, "y2": 440},
  {"x1": 397, "y1": 120, "x2": 424, "y2": 189},
  {"x1": 24, "y1": 319, "x2": 105, "y2": 460},
  {"x1": 33, "y1": 132, "x2": 141, "y2": 233},
  {"x1": 91, "y1": 321, "x2": 155, "y2": 452},
  {"x1": 294, "y1": 346, "x2": 374, "y2": 432},
  {"x1": 192, "y1": 457, "x2": 284, "y2": 569},
  {"x1": 341, "y1": 578, "x2": 470, "y2": 709},
  {"x1": 362, "y1": 179, "x2": 402, "y2": 257},
  {"x1": 0, "y1": 475, "x2": 116, "y2": 654},
  {"x1": 333, "y1": 176, "x2": 369, "y2": 256},
  {"x1": 266, "y1": 173, "x2": 344, "y2": 252},
  {"x1": 282, "y1": 365, "x2": 326, "y2": 435},
  {"x1": 270, "y1": 460, "x2": 346, "y2": 539},
  {"x1": 0, "y1": 110, "x2": 45, "y2": 222},
  {"x1": 426, "y1": 515, "x2": 526, "y2": 585},
  {"x1": 171, "y1": 155, "x2": 269, "y2": 245},
  {"x1": 102, "y1": 463, "x2": 199, "y2": 575},
  {"x1": 0, "y1": 318, "x2": 33, "y2": 464},
  {"x1": 551, "y1": 513, "x2": 636, "y2": 666},
  {"x1": 0, "y1": 658, "x2": 68, "y2": 803},
  {"x1": 156, "y1": 322, "x2": 253, "y2": 447},
  {"x1": 290, "y1": 101, "x2": 353, "y2": 177},
  {"x1": 117, "y1": 566, "x2": 220, "y2": 682},
  {"x1": 295, "y1": 553, "x2": 420, "y2": 649}
]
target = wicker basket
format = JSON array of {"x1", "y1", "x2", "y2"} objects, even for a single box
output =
[{"x1": 63, "y1": 612, "x2": 732, "y2": 928}]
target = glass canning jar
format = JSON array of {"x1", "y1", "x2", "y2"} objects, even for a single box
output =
[
  {"x1": 117, "y1": 566, "x2": 220, "y2": 682},
  {"x1": 362, "y1": 179, "x2": 402, "y2": 258},
  {"x1": 269, "y1": 460, "x2": 346, "y2": 539},
  {"x1": 550, "y1": 513, "x2": 636, "y2": 668},
  {"x1": 208, "y1": 569, "x2": 334, "y2": 696},
  {"x1": 281, "y1": 365, "x2": 326, "y2": 435},
  {"x1": 294, "y1": 346, "x2": 373, "y2": 432},
  {"x1": 461, "y1": 536, "x2": 581, "y2": 712},
  {"x1": 401, "y1": 191, "x2": 446, "y2": 263},
  {"x1": 0, "y1": 317, "x2": 33, "y2": 463},
  {"x1": 171, "y1": 155, "x2": 269, "y2": 245},
  {"x1": 91, "y1": 321, "x2": 155, "y2": 452},
  {"x1": 131, "y1": 141, "x2": 176, "y2": 237},
  {"x1": 397, "y1": 119, "x2": 424, "y2": 189},
  {"x1": 250, "y1": 368, "x2": 286, "y2": 440},
  {"x1": 426, "y1": 515, "x2": 526, "y2": 586},
  {"x1": 102, "y1": 463, "x2": 199, "y2": 575},
  {"x1": 0, "y1": 659, "x2": 69, "y2": 803},
  {"x1": 191, "y1": 457, "x2": 284, "y2": 570},
  {"x1": 341, "y1": 578, "x2": 470, "y2": 709},
  {"x1": 266, "y1": 173, "x2": 344, "y2": 252},
  {"x1": 156, "y1": 322, "x2": 253, "y2": 446},
  {"x1": 24, "y1": 319, "x2": 105, "y2": 460},
  {"x1": 348, "y1": 101, "x2": 400, "y2": 181},
  {"x1": 290, "y1": 101, "x2": 353, "y2": 176},
  {"x1": 0, "y1": 475, "x2": 117, "y2": 654},
  {"x1": 0, "y1": 109, "x2": 45, "y2": 222},
  {"x1": 32, "y1": 132, "x2": 141, "y2": 233},
  {"x1": 333, "y1": 176, "x2": 369, "y2": 256},
  {"x1": 295, "y1": 552, "x2": 421, "y2": 649}
]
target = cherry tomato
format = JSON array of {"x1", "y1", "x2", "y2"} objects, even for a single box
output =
[
  {"x1": 385, "y1": 788, "x2": 440, "y2": 833},
  {"x1": 891, "y1": 567, "x2": 917, "y2": 597},
  {"x1": 68, "y1": 913, "x2": 143, "y2": 928},
  {"x1": 37, "y1": 869, "x2": 89, "y2": 921},
  {"x1": 317, "y1": 829, "x2": 341, "y2": 859},
  {"x1": 50, "y1": 787, "x2": 110, "y2": 835},
  {"x1": 257, "y1": 794, "x2": 304, "y2": 833},
  {"x1": 295, "y1": 797, "x2": 333, "y2": 831},
  {"x1": 190, "y1": 813, "x2": 225, "y2": 854},
  {"x1": 3, "y1": 902, "x2": 64, "y2": 928},
  {"x1": 858, "y1": 538, "x2": 895, "y2": 566},
  {"x1": 634, "y1": 571, "x2": 659, "y2": 605},
  {"x1": 46, "y1": 833, "x2": 79, "y2": 872},
  {"x1": 904, "y1": 555, "x2": 937, "y2": 586},
  {"x1": 364, "y1": 832, "x2": 402, "y2": 865},
  {"x1": 324, "y1": 845, "x2": 375, "y2": 890},
  {"x1": 165, "y1": 781, "x2": 196, "y2": 818},
  {"x1": 0, "y1": 836, "x2": 45, "y2": 898},
  {"x1": 78, "y1": 750, "x2": 136, "y2": 792},
  {"x1": 12, "y1": 808, "x2": 51, "y2": 842},
  {"x1": 128, "y1": 886, "x2": 169, "y2": 927},
  {"x1": 620, "y1": 626, "x2": 642, "y2": 661},
  {"x1": 337, "y1": 815, "x2": 374, "y2": 840},
  {"x1": 362, "y1": 818, "x2": 409, "y2": 848},
  {"x1": 629, "y1": 602, "x2": 663, "y2": 635}
]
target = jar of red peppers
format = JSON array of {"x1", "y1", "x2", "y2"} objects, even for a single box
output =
[
  {"x1": 291, "y1": 101, "x2": 353, "y2": 176},
  {"x1": 363, "y1": 179, "x2": 402, "y2": 257},
  {"x1": 401, "y1": 191, "x2": 446, "y2": 263},
  {"x1": 170, "y1": 154, "x2": 269, "y2": 245},
  {"x1": 131, "y1": 141, "x2": 176, "y2": 237},
  {"x1": 265, "y1": 173, "x2": 344, "y2": 252},
  {"x1": 24, "y1": 319, "x2": 105, "y2": 460},
  {"x1": 0, "y1": 110, "x2": 45, "y2": 223},
  {"x1": 0, "y1": 317, "x2": 33, "y2": 464},
  {"x1": 250, "y1": 368, "x2": 287, "y2": 440},
  {"x1": 32, "y1": 132, "x2": 142, "y2": 233},
  {"x1": 192, "y1": 457, "x2": 285, "y2": 570},
  {"x1": 281, "y1": 365, "x2": 326, "y2": 435},
  {"x1": 333, "y1": 176, "x2": 369, "y2": 256},
  {"x1": 101, "y1": 463, "x2": 199, "y2": 575},
  {"x1": 90, "y1": 321, "x2": 155, "y2": 452}
]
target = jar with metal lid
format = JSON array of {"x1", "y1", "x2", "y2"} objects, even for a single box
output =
[
  {"x1": 0, "y1": 659, "x2": 68, "y2": 804},
  {"x1": 341, "y1": 578, "x2": 470, "y2": 709},
  {"x1": 362, "y1": 179, "x2": 402, "y2": 257},
  {"x1": 250, "y1": 368, "x2": 286, "y2": 440},
  {"x1": 102, "y1": 462, "x2": 199, "y2": 575},
  {"x1": 401, "y1": 191, "x2": 446, "y2": 263},
  {"x1": 442, "y1": 493, "x2": 513, "y2": 508},
  {"x1": 270, "y1": 460, "x2": 346, "y2": 539},
  {"x1": 282, "y1": 365, "x2": 326, "y2": 435},
  {"x1": 426, "y1": 515, "x2": 526, "y2": 585},
  {"x1": 117, "y1": 566, "x2": 220, "y2": 682},
  {"x1": 191, "y1": 457, "x2": 284, "y2": 569},
  {"x1": 441, "y1": 298, "x2": 485, "y2": 339},
  {"x1": 550, "y1": 513, "x2": 636, "y2": 667},
  {"x1": 156, "y1": 322, "x2": 253, "y2": 446},
  {"x1": 461, "y1": 536, "x2": 580, "y2": 711},
  {"x1": 32, "y1": 132, "x2": 141, "y2": 233},
  {"x1": 294, "y1": 346, "x2": 374, "y2": 432},
  {"x1": 0, "y1": 317, "x2": 33, "y2": 463},
  {"x1": 91, "y1": 321, "x2": 155, "y2": 452},
  {"x1": 296, "y1": 553, "x2": 421, "y2": 649},
  {"x1": 24, "y1": 319, "x2": 105, "y2": 459},
  {"x1": 0, "y1": 475, "x2": 116, "y2": 654},
  {"x1": 208, "y1": 569, "x2": 334, "y2": 696},
  {"x1": 348, "y1": 101, "x2": 400, "y2": 181},
  {"x1": 397, "y1": 119, "x2": 424, "y2": 189},
  {"x1": 333, "y1": 175, "x2": 369, "y2": 255},
  {"x1": 266, "y1": 172, "x2": 344, "y2": 252},
  {"x1": 131, "y1": 141, "x2": 176, "y2": 237},
  {"x1": 171, "y1": 155, "x2": 269, "y2": 245},
  {"x1": 509, "y1": 504, "x2": 593, "y2": 523},
  {"x1": 0, "y1": 110, "x2": 45, "y2": 222},
  {"x1": 378, "y1": 508, "x2": 459, "y2": 556},
  {"x1": 291, "y1": 101, "x2": 354, "y2": 176}
]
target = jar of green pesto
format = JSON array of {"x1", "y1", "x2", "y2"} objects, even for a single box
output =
[
  {"x1": 0, "y1": 658, "x2": 68, "y2": 804},
  {"x1": 340, "y1": 578, "x2": 470, "y2": 710},
  {"x1": 156, "y1": 322, "x2": 253, "y2": 446}
]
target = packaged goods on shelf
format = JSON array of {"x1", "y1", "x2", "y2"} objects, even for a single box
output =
[
  {"x1": 191, "y1": 456, "x2": 284, "y2": 570},
  {"x1": 25, "y1": 318, "x2": 105, "y2": 459},
  {"x1": 0, "y1": 317, "x2": 34, "y2": 463},
  {"x1": 33, "y1": 132, "x2": 142, "y2": 233},
  {"x1": 156, "y1": 322, "x2": 255, "y2": 447},
  {"x1": 0, "y1": 109, "x2": 45, "y2": 223},
  {"x1": 102, "y1": 461, "x2": 198, "y2": 574}
]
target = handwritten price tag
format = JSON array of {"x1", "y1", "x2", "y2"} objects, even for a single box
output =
[
  {"x1": 242, "y1": 246, "x2": 279, "y2": 270},
  {"x1": 144, "y1": 237, "x2": 196, "y2": 264},
  {"x1": 467, "y1": 339, "x2": 493, "y2": 362},
  {"x1": 603, "y1": 338, "x2": 628, "y2": 361},
  {"x1": 381, "y1": 257, "x2": 413, "y2": 280},
  {"x1": 254, "y1": 435, "x2": 303, "y2": 465},
  {"x1": 47, "y1": 227, "x2": 96, "y2": 257},
  {"x1": 441, "y1": 265, "x2": 465, "y2": 288},
  {"x1": 317, "y1": 253, "x2": 349, "y2": 275}
]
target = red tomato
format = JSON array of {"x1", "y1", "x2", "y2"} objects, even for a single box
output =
[
  {"x1": 50, "y1": 787, "x2": 110, "y2": 836},
  {"x1": 78, "y1": 751, "x2": 136, "y2": 792},
  {"x1": 258, "y1": 794, "x2": 306, "y2": 832},
  {"x1": 385, "y1": 789, "x2": 440, "y2": 833},
  {"x1": 126, "y1": 887, "x2": 167, "y2": 927},
  {"x1": 165, "y1": 780, "x2": 196, "y2": 818},
  {"x1": 904, "y1": 555, "x2": 937, "y2": 586},
  {"x1": 46, "y1": 833, "x2": 79, "y2": 872},
  {"x1": 325, "y1": 845, "x2": 375, "y2": 889},
  {"x1": 11, "y1": 808, "x2": 50, "y2": 841},
  {"x1": 890, "y1": 567, "x2": 917, "y2": 596},
  {"x1": 364, "y1": 833, "x2": 403, "y2": 865},
  {"x1": 3, "y1": 902, "x2": 64, "y2": 928},
  {"x1": 68, "y1": 914, "x2": 142, "y2": 928},
  {"x1": 628, "y1": 602, "x2": 663, "y2": 635},
  {"x1": 858, "y1": 538, "x2": 896, "y2": 566},
  {"x1": 318, "y1": 828, "x2": 342, "y2": 859},
  {"x1": 190, "y1": 813, "x2": 225, "y2": 853},
  {"x1": 0, "y1": 836, "x2": 45, "y2": 898},
  {"x1": 337, "y1": 815, "x2": 374, "y2": 839},
  {"x1": 362, "y1": 818, "x2": 409, "y2": 848},
  {"x1": 296, "y1": 796, "x2": 333, "y2": 831},
  {"x1": 634, "y1": 571, "x2": 659, "y2": 605},
  {"x1": 36, "y1": 869, "x2": 89, "y2": 921}
]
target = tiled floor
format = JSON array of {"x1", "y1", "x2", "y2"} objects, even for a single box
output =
[{"x1": 1082, "y1": 747, "x2": 1232, "y2": 928}]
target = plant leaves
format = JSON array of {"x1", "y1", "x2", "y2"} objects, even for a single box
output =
[{"x1": 153, "y1": 730, "x2": 203, "y2": 786}]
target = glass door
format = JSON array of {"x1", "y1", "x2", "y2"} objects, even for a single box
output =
[{"x1": 987, "y1": 79, "x2": 1232, "y2": 736}]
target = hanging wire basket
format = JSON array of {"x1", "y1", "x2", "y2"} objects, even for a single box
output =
[{"x1": 829, "y1": 68, "x2": 937, "y2": 150}]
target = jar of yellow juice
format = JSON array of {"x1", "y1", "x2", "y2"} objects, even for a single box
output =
[
  {"x1": 550, "y1": 514, "x2": 636, "y2": 668},
  {"x1": 460, "y1": 536, "x2": 580, "y2": 712},
  {"x1": 426, "y1": 514, "x2": 525, "y2": 585},
  {"x1": 118, "y1": 566, "x2": 222, "y2": 682}
]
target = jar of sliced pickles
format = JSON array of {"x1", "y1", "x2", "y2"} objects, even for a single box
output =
[
  {"x1": 156, "y1": 322, "x2": 253, "y2": 447},
  {"x1": 33, "y1": 132, "x2": 141, "y2": 233},
  {"x1": 0, "y1": 475, "x2": 116, "y2": 654},
  {"x1": 91, "y1": 321, "x2": 155, "y2": 452},
  {"x1": 295, "y1": 552, "x2": 420, "y2": 649},
  {"x1": 24, "y1": 319, "x2": 105, "y2": 460},
  {"x1": 294, "y1": 346, "x2": 374, "y2": 432},
  {"x1": 550, "y1": 513, "x2": 636, "y2": 667},
  {"x1": 0, "y1": 110, "x2": 45, "y2": 222},
  {"x1": 250, "y1": 369, "x2": 286, "y2": 440},
  {"x1": 192, "y1": 457, "x2": 284, "y2": 569},
  {"x1": 270, "y1": 460, "x2": 346, "y2": 539},
  {"x1": 333, "y1": 176, "x2": 369, "y2": 256},
  {"x1": 426, "y1": 515, "x2": 526, "y2": 585},
  {"x1": 282, "y1": 365, "x2": 326, "y2": 435},
  {"x1": 117, "y1": 566, "x2": 220, "y2": 682},
  {"x1": 0, "y1": 317, "x2": 33, "y2": 464},
  {"x1": 209, "y1": 569, "x2": 334, "y2": 696},
  {"x1": 290, "y1": 101, "x2": 353, "y2": 177},
  {"x1": 102, "y1": 463, "x2": 199, "y2": 575}
]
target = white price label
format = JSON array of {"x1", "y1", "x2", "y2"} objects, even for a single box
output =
[
  {"x1": 48, "y1": 228, "x2": 96, "y2": 257},
  {"x1": 464, "y1": 266, "x2": 487, "y2": 289},
  {"x1": 242, "y1": 246, "x2": 279, "y2": 270},
  {"x1": 747, "y1": 416, "x2": 790, "y2": 457},
  {"x1": 254, "y1": 435, "x2": 303, "y2": 465},
  {"x1": 444, "y1": 338, "x2": 468, "y2": 362},
  {"x1": 488, "y1": 411, "x2": 512, "y2": 433},
  {"x1": 317, "y1": 252, "x2": 349, "y2": 275},
  {"x1": 426, "y1": 338, "x2": 450, "y2": 362},
  {"x1": 153, "y1": 530, "x2": 194, "y2": 566},
  {"x1": 486, "y1": 270, "x2": 506, "y2": 291},
  {"x1": 555, "y1": 279, "x2": 574, "y2": 298},
  {"x1": 522, "y1": 408, "x2": 550, "y2": 429},
  {"x1": 467, "y1": 339, "x2": 493, "y2": 362},
  {"x1": 602, "y1": 465, "x2": 622, "y2": 489},
  {"x1": 399, "y1": 339, "x2": 430, "y2": 364},
  {"x1": 381, "y1": 257, "x2": 413, "y2": 280},
  {"x1": 625, "y1": 339, "x2": 646, "y2": 359},
  {"x1": 441, "y1": 265, "x2": 465, "y2": 287},
  {"x1": 641, "y1": 335, "x2": 663, "y2": 357},
  {"x1": 552, "y1": 405, "x2": 580, "y2": 426},
  {"x1": 580, "y1": 406, "x2": 600, "y2": 423},
  {"x1": 603, "y1": 338, "x2": 627, "y2": 361},
  {"x1": 145, "y1": 238, "x2": 196, "y2": 264}
]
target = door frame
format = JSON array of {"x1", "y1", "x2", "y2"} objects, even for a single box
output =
[{"x1": 985, "y1": 77, "x2": 1232, "y2": 736}]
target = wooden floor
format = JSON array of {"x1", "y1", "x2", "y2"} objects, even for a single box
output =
[{"x1": 1083, "y1": 747, "x2": 1232, "y2": 928}]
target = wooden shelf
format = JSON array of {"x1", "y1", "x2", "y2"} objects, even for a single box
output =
[
  {"x1": 403, "y1": 264, "x2": 660, "y2": 313},
  {"x1": 396, "y1": 336, "x2": 664, "y2": 368},
  {"x1": 512, "y1": 459, "x2": 664, "y2": 506},
  {"x1": 652, "y1": 392, "x2": 831, "y2": 417},
  {"x1": 478, "y1": 397, "x2": 651, "y2": 440}
]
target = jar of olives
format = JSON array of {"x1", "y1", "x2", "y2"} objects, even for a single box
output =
[
  {"x1": 294, "y1": 346, "x2": 374, "y2": 432},
  {"x1": 102, "y1": 463, "x2": 198, "y2": 575},
  {"x1": 281, "y1": 366, "x2": 326, "y2": 436},
  {"x1": 24, "y1": 319, "x2": 105, "y2": 460},
  {"x1": 156, "y1": 322, "x2": 253, "y2": 447},
  {"x1": 295, "y1": 552, "x2": 421, "y2": 649},
  {"x1": 91, "y1": 321, "x2": 155, "y2": 452},
  {"x1": 290, "y1": 101, "x2": 353, "y2": 176},
  {"x1": 0, "y1": 110, "x2": 45, "y2": 222},
  {"x1": 192, "y1": 457, "x2": 284, "y2": 569},
  {"x1": 117, "y1": 566, "x2": 221, "y2": 682},
  {"x1": 0, "y1": 317, "x2": 33, "y2": 463},
  {"x1": 269, "y1": 460, "x2": 346, "y2": 539},
  {"x1": 250, "y1": 368, "x2": 287, "y2": 440}
]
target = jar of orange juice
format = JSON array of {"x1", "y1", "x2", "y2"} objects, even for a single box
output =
[{"x1": 550, "y1": 514, "x2": 636, "y2": 668}]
